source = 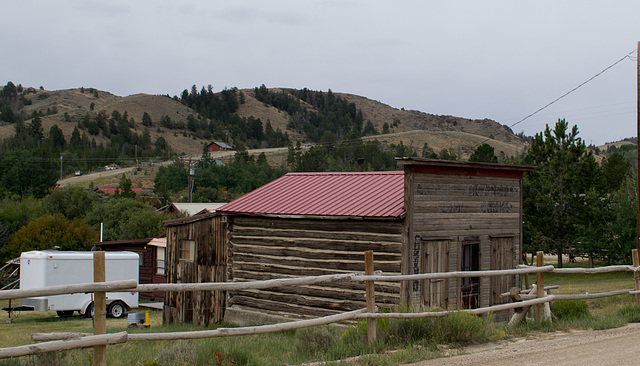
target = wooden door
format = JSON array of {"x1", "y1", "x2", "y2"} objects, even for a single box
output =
[
  {"x1": 491, "y1": 236, "x2": 514, "y2": 305},
  {"x1": 421, "y1": 240, "x2": 450, "y2": 309}
]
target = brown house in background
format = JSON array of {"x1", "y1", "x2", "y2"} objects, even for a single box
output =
[
  {"x1": 95, "y1": 235, "x2": 166, "y2": 301},
  {"x1": 206, "y1": 141, "x2": 233, "y2": 152}
]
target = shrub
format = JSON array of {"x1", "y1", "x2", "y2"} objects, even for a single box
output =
[
  {"x1": 432, "y1": 311, "x2": 488, "y2": 344},
  {"x1": 551, "y1": 300, "x2": 590, "y2": 320},
  {"x1": 387, "y1": 317, "x2": 433, "y2": 344},
  {"x1": 385, "y1": 311, "x2": 488, "y2": 346}
]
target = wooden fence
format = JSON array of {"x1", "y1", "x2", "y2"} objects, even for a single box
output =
[{"x1": 1, "y1": 250, "x2": 639, "y2": 364}]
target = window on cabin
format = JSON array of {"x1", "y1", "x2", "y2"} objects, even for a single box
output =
[
  {"x1": 157, "y1": 247, "x2": 165, "y2": 275},
  {"x1": 179, "y1": 240, "x2": 195, "y2": 261},
  {"x1": 461, "y1": 241, "x2": 480, "y2": 309}
]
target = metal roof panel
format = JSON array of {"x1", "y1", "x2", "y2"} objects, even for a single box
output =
[{"x1": 218, "y1": 171, "x2": 405, "y2": 218}]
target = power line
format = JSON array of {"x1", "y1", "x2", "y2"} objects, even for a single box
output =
[{"x1": 473, "y1": 48, "x2": 637, "y2": 149}]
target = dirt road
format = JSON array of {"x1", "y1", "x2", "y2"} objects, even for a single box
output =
[{"x1": 406, "y1": 323, "x2": 640, "y2": 366}]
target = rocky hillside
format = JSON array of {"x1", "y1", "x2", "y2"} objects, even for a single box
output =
[{"x1": 0, "y1": 85, "x2": 527, "y2": 159}]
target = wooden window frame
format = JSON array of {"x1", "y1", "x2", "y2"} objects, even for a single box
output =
[{"x1": 179, "y1": 240, "x2": 195, "y2": 262}]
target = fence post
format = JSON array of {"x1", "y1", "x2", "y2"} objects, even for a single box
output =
[
  {"x1": 365, "y1": 250, "x2": 376, "y2": 345},
  {"x1": 633, "y1": 249, "x2": 640, "y2": 305},
  {"x1": 535, "y1": 251, "x2": 544, "y2": 323},
  {"x1": 93, "y1": 251, "x2": 107, "y2": 366}
]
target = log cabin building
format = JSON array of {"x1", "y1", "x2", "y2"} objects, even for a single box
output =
[{"x1": 163, "y1": 158, "x2": 533, "y2": 325}]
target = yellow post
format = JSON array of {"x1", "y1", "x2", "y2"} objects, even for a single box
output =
[
  {"x1": 365, "y1": 250, "x2": 376, "y2": 345},
  {"x1": 145, "y1": 311, "x2": 150, "y2": 328},
  {"x1": 93, "y1": 251, "x2": 107, "y2": 366},
  {"x1": 536, "y1": 251, "x2": 545, "y2": 323}
]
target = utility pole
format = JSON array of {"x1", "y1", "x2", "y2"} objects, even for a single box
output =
[
  {"x1": 637, "y1": 41, "x2": 640, "y2": 253},
  {"x1": 186, "y1": 157, "x2": 196, "y2": 203}
]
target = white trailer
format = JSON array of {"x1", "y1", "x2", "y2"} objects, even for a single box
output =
[{"x1": 19, "y1": 250, "x2": 139, "y2": 318}]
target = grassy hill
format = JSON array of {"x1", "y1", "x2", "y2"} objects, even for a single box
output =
[{"x1": 0, "y1": 85, "x2": 528, "y2": 160}]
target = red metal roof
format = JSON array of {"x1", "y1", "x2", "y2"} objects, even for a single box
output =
[{"x1": 218, "y1": 172, "x2": 405, "y2": 218}]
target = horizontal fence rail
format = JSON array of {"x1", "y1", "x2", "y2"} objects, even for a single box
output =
[
  {"x1": 0, "y1": 280, "x2": 138, "y2": 300},
  {"x1": 2, "y1": 266, "x2": 636, "y2": 300},
  {"x1": 0, "y1": 332, "x2": 128, "y2": 359},
  {"x1": 2, "y1": 250, "x2": 640, "y2": 363}
]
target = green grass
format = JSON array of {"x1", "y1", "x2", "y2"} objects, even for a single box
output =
[{"x1": 3, "y1": 263, "x2": 640, "y2": 365}]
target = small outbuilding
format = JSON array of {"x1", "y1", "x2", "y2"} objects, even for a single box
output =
[
  {"x1": 163, "y1": 158, "x2": 533, "y2": 325},
  {"x1": 95, "y1": 235, "x2": 166, "y2": 301},
  {"x1": 207, "y1": 141, "x2": 233, "y2": 152}
]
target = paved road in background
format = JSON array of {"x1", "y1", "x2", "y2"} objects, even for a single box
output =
[
  {"x1": 406, "y1": 323, "x2": 640, "y2": 366},
  {"x1": 55, "y1": 147, "x2": 290, "y2": 187}
]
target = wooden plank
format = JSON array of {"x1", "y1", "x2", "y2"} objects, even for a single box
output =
[
  {"x1": 231, "y1": 226, "x2": 402, "y2": 243},
  {"x1": 232, "y1": 253, "x2": 400, "y2": 273},
  {"x1": 231, "y1": 283, "x2": 400, "y2": 305},
  {"x1": 411, "y1": 220, "x2": 520, "y2": 233},
  {"x1": 233, "y1": 289, "x2": 366, "y2": 311},
  {"x1": 0, "y1": 332, "x2": 128, "y2": 360},
  {"x1": 231, "y1": 295, "x2": 343, "y2": 317},
  {"x1": 412, "y1": 217, "x2": 520, "y2": 228},
  {"x1": 479, "y1": 236, "x2": 491, "y2": 308},
  {"x1": 413, "y1": 194, "x2": 520, "y2": 203},
  {"x1": 411, "y1": 228, "x2": 523, "y2": 238},
  {"x1": 413, "y1": 174, "x2": 520, "y2": 186},
  {"x1": 421, "y1": 240, "x2": 450, "y2": 309},
  {"x1": 408, "y1": 212, "x2": 520, "y2": 220},
  {"x1": 93, "y1": 251, "x2": 106, "y2": 366},
  {"x1": 231, "y1": 243, "x2": 401, "y2": 262},
  {"x1": 412, "y1": 203, "x2": 521, "y2": 215},
  {"x1": 230, "y1": 235, "x2": 402, "y2": 254},
  {"x1": 232, "y1": 216, "x2": 402, "y2": 235},
  {"x1": 233, "y1": 269, "x2": 401, "y2": 294},
  {"x1": 448, "y1": 241, "x2": 460, "y2": 308}
]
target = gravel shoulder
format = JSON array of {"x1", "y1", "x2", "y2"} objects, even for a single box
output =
[{"x1": 406, "y1": 323, "x2": 640, "y2": 366}]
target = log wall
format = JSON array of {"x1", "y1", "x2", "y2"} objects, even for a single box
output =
[
  {"x1": 164, "y1": 214, "x2": 228, "y2": 325},
  {"x1": 228, "y1": 216, "x2": 402, "y2": 318}
]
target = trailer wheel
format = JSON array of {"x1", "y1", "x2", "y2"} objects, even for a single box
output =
[
  {"x1": 83, "y1": 303, "x2": 94, "y2": 318},
  {"x1": 108, "y1": 301, "x2": 126, "y2": 318},
  {"x1": 56, "y1": 310, "x2": 74, "y2": 317}
]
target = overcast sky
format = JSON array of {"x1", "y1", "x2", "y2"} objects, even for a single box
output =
[{"x1": 2, "y1": 1, "x2": 639, "y2": 145}]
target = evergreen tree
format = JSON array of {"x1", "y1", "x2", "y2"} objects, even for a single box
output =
[
  {"x1": 523, "y1": 119, "x2": 600, "y2": 267},
  {"x1": 48, "y1": 124, "x2": 66, "y2": 149},
  {"x1": 421, "y1": 142, "x2": 438, "y2": 158},
  {"x1": 469, "y1": 143, "x2": 497, "y2": 163},
  {"x1": 142, "y1": 112, "x2": 153, "y2": 127},
  {"x1": 29, "y1": 115, "x2": 44, "y2": 141}
]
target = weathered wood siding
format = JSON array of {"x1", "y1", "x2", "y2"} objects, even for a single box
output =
[
  {"x1": 164, "y1": 214, "x2": 228, "y2": 325},
  {"x1": 404, "y1": 171, "x2": 523, "y2": 311},
  {"x1": 228, "y1": 216, "x2": 402, "y2": 318}
]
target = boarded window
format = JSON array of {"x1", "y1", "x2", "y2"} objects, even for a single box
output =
[
  {"x1": 157, "y1": 247, "x2": 165, "y2": 275},
  {"x1": 179, "y1": 240, "x2": 195, "y2": 261}
]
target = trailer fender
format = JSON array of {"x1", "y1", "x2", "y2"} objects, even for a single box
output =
[{"x1": 81, "y1": 300, "x2": 93, "y2": 317}]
